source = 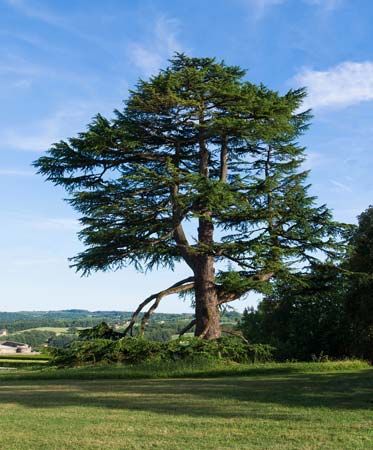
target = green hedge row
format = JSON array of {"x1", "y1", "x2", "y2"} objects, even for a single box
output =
[{"x1": 50, "y1": 336, "x2": 275, "y2": 367}]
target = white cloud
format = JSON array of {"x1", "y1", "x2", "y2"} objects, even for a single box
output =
[
  {"x1": 4, "y1": 0, "x2": 63, "y2": 26},
  {"x1": 128, "y1": 16, "x2": 183, "y2": 77},
  {"x1": 242, "y1": 0, "x2": 285, "y2": 18},
  {"x1": 302, "y1": 151, "x2": 335, "y2": 170},
  {"x1": 12, "y1": 256, "x2": 63, "y2": 266},
  {"x1": 293, "y1": 61, "x2": 373, "y2": 110},
  {"x1": 4, "y1": 0, "x2": 113, "y2": 52},
  {"x1": 0, "y1": 169, "x2": 34, "y2": 176},
  {"x1": 0, "y1": 101, "x2": 100, "y2": 152},
  {"x1": 30, "y1": 218, "x2": 80, "y2": 232},
  {"x1": 3, "y1": 211, "x2": 80, "y2": 232},
  {"x1": 330, "y1": 179, "x2": 352, "y2": 193},
  {"x1": 304, "y1": 0, "x2": 343, "y2": 11},
  {"x1": 243, "y1": 0, "x2": 342, "y2": 18}
]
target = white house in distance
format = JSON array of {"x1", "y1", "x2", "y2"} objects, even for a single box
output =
[
  {"x1": 0, "y1": 329, "x2": 8, "y2": 337},
  {"x1": 0, "y1": 341, "x2": 32, "y2": 354}
]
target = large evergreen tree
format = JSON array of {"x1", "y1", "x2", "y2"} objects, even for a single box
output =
[{"x1": 34, "y1": 55, "x2": 344, "y2": 339}]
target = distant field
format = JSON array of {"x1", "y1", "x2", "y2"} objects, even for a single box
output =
[
  {"x1": 15, "y1": 327, "x2": 87, "y2": 335},
  {"x1": 0, "y1": 361, "x2": 371, "y2": 449}
]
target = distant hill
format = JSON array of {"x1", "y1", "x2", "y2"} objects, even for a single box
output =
[{"x1": 0, "y1": 310, "x2": 241, "y2": 335}]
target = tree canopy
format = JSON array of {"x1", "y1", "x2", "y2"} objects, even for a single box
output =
[
  {"x1": 34, "y1": 54, "x2": 346, "y2": 339},
  {"x1": 344, "y1": 206, "x2": 373, "y2": 360}
]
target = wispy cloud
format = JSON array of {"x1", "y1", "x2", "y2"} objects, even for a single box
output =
[
  {"x1": 293, "y1": 61, "x2": 373, "y2": 110},
  {"x1": 4, "y1": 0, "x2": 114, "y2": 53},
  {"x1": 330, "y1": 179, "x2": 352, "y2": 193},
  {"x1": 3, "y1": 211, "x2": 80, "y2": 232},
  {"x1": 304, "y1": 0, "x2": 343, "y2": 11},
  {"x1": 128, "y1": 16, "x2": 183, "y2": 77},
  {"x1": 0, "y1": 101, "x2": 100, "y2": 152},
  {"x1": 12, "y1": 256, "x2": 63, "y2": 266},
  {"x1": 4, "y1": 0, "x2": 63, "y2": 26},
  {"x1": 242, "y1": 0, "x2": 342, "y2": 18},
  {"x1": 302, "y1": 151, "x2": 335, "y2": 170},
  {"x1": 243, "y1": 0, "x2": 285, "y2": 19},
  {"x1": 30, "y1": 217, "x2": 80, "y2": 232},
  {"x1": 0, "y1": 169, "x2": 34, "y2": 176}
]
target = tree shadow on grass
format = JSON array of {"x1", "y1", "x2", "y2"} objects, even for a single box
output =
[{"x1": 0, "y1": 369, "x2": 372, "y2": 419}]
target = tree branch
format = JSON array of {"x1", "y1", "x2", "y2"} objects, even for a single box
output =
[
  {"x1": 123, "y1": 277, "x2": 195, "y2": 336},
  {"x1": 178, "y1": 319, "x2": 196, "y2": 337},
  {"x1": 139, "y1": 280, "x2": 195, "y2": 335},
  {"x1": 219, "y1": 134, "x2": 228, "y2": 182},
  {"x1": 217, "y1": 271, "x2": 275, "y2": 305},
  {"x1": 221, "y1": 328, "x2": 249, "y2": 344}
]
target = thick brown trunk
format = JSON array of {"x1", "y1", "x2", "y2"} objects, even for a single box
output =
[
  {"x1": 194, "y1": 217, "x2": 221, "y2": 339},
  {"x1": 193, "y1": 109, "x2": 221, "y2": 339},
  {"x1": 194, "y1": 255, "x2": 221, "y2": 339}
]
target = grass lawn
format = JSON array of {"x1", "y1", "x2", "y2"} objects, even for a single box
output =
[
  {"x1": 0, "y1": 354, "x2": 50, "y2": 368},
  {"x1": 0, "y1": 361, "x2": 372, "y2": 449}
]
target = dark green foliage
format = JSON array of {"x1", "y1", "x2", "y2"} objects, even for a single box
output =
[
  {"x1": 49, "y1": 336, "x2": 275, "y2": 367},
  {"x1": 114, "y1": 338, "x2": 163, "y2": 364},
  {"x1": 50, "y1": 339, "x2": 115, "y2": 366},
  {"x1": 345, "y1": 206, "x2": 373, "y2": 361},
  {"x1": 78, "y1": 321, "x2": 123, "y2": 340},
  {"x1": 6, "y1": 330, "x2": 57, "y2": 349},
  {"x1": 239, "y1": 264, "x2": 350, "y2": 360},
  {"x1": 47, "y1": 334, "x2": 77, "y2": 348}
]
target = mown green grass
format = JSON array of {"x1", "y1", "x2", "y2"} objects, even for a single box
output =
[
  {"x1": 0, "y1": 361, "x2": 372, "y2": 449},
  {"x1": 0, "y1": 353, "x2": 50, "y2": 368},
  {"x1": 0, "y1": 353, "x2": 50, "y2": 360}
]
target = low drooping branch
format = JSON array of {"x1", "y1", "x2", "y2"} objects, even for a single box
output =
[
  {"x1": 178, "y1": 318, "x2": 196, "y2": 337},
  {"x1": 139, "y1": 279, "x2": 195, "y2": 334},
  {"x1": 123, "y1": 277, "x2": 194, "y2": 336},
  {"x1": 221, "y1": 328, "x2": 249, "y2": 344}
]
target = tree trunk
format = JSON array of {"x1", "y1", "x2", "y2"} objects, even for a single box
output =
[
  {"x1": 194, "y1": 218, "x2": 221, "y2": 339},
  {"x1": 194, "y1": 259, "x2": 221, "y2": 339},
  {"x1": 193, "y1": 109, "x2": 221, "y2": 339}
]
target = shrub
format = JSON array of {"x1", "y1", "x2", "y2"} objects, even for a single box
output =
[
  {"x1": 113, "y1": 338, "x2": 164, "y2": 364},
  {"x1": 166, "y1": 337, "x2": 219, "y2": 361},
  {"x1": 50, "y1": 339, "x2": 114, "y2": 366},
  {"x1": 49, "y1": 335, "x2": 275, "y2": 367},
  {"x1": 247, "y1": 343, "x2": 276, "y2": 362}
]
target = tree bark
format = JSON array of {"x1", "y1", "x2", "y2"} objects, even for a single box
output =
[
  {"x1": 194, "y1": 253, "x2": 221, "y2": 339},
  {"x1": 193, "y1": 110, "x2": 221, "y2": 339}
]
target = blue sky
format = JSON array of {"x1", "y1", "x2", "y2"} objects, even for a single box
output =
[{"x1": 1, "y1": 0, "x2": 373, "y2": 313}]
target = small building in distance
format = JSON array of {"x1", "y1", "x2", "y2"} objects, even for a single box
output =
[
  {"x1": 0, "y1": 329, "x2": 8, "y2": 337},
  {"x1": 0, "y1": 341, "x2": 32, "y2": 354}
]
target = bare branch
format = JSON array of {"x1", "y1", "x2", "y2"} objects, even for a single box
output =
[
  {"x1": 139, "y1": 280, "x2": 195, "y2": 334},
  {"x1": 123, "y1": 277, "x2": 194, "y2": 336},
  {"x1": 221, "y1": 328, "x2": 249, "y2": 344},
  {"x1": 170, "y1": 170, "x2": 196, "y2": 270},
  {"x1": 220, "y1": 134, "x2": 228, "y2": 182},
  {"x1": 178, "y1": 319, "x2": 196, "y2": 337}
]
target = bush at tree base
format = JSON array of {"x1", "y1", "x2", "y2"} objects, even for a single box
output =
[{"x1": 49, "y1": 336, "x2": 275, "y2": 367}]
